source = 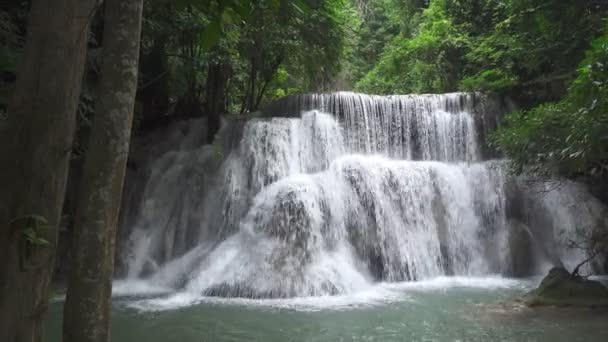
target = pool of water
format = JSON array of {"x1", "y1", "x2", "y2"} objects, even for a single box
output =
[{"x1": 47, "y1": 277, "x2": 608, "y2": 342}]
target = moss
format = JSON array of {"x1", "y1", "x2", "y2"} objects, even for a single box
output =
[{"x1": 524, "y1": 267, "x2": 608, "y2": 307}]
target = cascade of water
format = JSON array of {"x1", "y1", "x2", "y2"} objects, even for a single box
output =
[
  {"x1": 125, "y1": 112, "x2": 345, "y2": 278},
  {"x1": 119, "y1": 92, "x2": 606, "y2": 299},
  {"x1": 263, "y1": 92, "x2": 507, "y2": 161},
  {"x1": 181, "y1": 157, "x2": 513, "y2": 298},
  {"x1": 514, "y1": 180, "x2": 608, "y2": 274}
]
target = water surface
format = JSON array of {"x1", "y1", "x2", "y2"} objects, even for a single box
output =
[{"x1": 47, "y1": 277, "x2": 608, "y2": 342}]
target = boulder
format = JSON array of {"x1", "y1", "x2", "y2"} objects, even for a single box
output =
[{"x1": 524, "y1": 267, "x2": 608, "y2": 307}]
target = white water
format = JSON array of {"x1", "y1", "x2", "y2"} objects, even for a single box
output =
[
  {"x1": 264, "y1": 92, "x2": 488, "y2": 161},
  {"x1": 123, "y1": 276, "x2": 530, "y2": 313},
  {"x1": 119, "y1": 92, "x2": 606, "y2": 307}
]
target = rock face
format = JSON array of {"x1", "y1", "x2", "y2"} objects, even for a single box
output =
[
  {"x1": 525, "y1": 267, "x2": 608, "y2": 307},
  {"x1": 507, "y1": 221, "x2": 535, "y2": 277}
]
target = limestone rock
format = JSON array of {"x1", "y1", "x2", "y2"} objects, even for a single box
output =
[{"x1": 524, "y1": 267, "x2": 608, "y2": 307}]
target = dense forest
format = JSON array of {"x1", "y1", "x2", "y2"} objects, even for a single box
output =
[
  {"x1": 1, "y1": 0, "x2": 608, "y2": 342},
  {"x1": 3, "y1": 0, "x2": 607, "y2": 174}
]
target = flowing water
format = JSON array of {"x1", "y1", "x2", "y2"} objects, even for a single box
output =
[{"x1": 49, "y1": 92, "x2": 608, "y2": 341}]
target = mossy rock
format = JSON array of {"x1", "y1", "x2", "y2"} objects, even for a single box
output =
[{"x1": 524, "y1": 267, "x2": 608, "y2": 307}]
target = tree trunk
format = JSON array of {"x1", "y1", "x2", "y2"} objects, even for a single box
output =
[
  {"x1": 249, "y1": 61, "x2": 257, "y2": 113},
  {"x1": 242, "y1": 57, "x2": 258, "y2": 114},
  {"x1": 63, "y1": 1, "x2": 143, "y2": 341},
  {"x1": 137, "y1": 37, "x2": 170, "y2": 129},
  {"x1": 0, "y1": 1, "x2": 97, "y2": 341},
  {"x1": 204, "y1": 62, "x2": 227, "y2": 143}
]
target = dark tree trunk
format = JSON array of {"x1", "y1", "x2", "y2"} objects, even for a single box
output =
[
  {"x1": 62, "y1": 1, "x2": 144, "y2": 342},
  {"x1": 204, "y1": 62, "x2": 227, "y2": 143},
  {"x1": 242, "y1": 57, "x2": 258, "y2": 114},
  {"x1": 137, "y1": 37, "x2": 170, "y2": 129},
  {"x1": 253, "y1": 55, "x2": 283, "y2": 112},
  {"x1": 254, "y1": 80, "x2": 270, "y2": 112},
  {"x1": 0, "y1": 1, "x2": 97, "y2": 341}
]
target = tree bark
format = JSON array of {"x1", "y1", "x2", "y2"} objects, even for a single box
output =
[
  {"x1": 204, "y1": 62, "x2": 227, "y2": 143},
  {"x1": 0, "y1": 1, "x2": 97, "y2": 342},
  {"x1": 63, "y1": 1, "x2": 143, "y2": 342},
  {"x1": 137, "y1": 37, "x2": 170, "y2": 128},
  {"x1": 242, "y1": 57, "x2": 258, "y2": 114}
]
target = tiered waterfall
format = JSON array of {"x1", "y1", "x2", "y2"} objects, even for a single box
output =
[{"x1": 118, "y1": 92, "x2": 607, "y2": 298}]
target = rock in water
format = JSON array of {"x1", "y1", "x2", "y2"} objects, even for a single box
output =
[{"x1": 525, "y1": 267, "x2": 608, "y2": 307}]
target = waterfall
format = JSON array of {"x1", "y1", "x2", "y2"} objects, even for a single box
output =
[
  {"x1": 120, "y1": 92, "x2": 607, "y2": 298},
  {"x1": 263, "y1": 92, "x2": 505, "y2": 160}
]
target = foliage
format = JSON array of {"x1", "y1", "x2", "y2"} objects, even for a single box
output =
[
  {"x1": 4, "y1": 0, "x2": 607, "y2": 183},
  {"x1": 460, "y1": 0, "x2": 604, "y2": 97},
  {"x1": 460, "y1": 69, "x2": 516, "y2": 93},
  {"x1": 493, "y1": 33, "x2": 608, "y2": 180},
  {"x1": 356, "y1": 0, "x2": 469, "y2": 94},
  {"x1": 344, "y1": 0, "x2": 399, "y2": 84},
  {"x1": 137, "y1": 0, "x2": 348, "y2": 121},
  {"x1": 11, "y1": 215, "x2": 52, "y2": 247},
  {"x1": 348, "y1": 0, "x2": 607, "y2": 101}
]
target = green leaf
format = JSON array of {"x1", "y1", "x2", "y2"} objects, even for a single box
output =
[
  {"x1": 290, "y1": 0, "x2": 311, "y2": 15},
  {"x1": 232, "y1": 0, "x2": 252, "y2": 19},
  {"x1": 33, "y1": 237, "x2": 50, "y2": 246},
  {"x1": 22, "y1": 227, "x2": 50, "y2": 246},
  {"x1": 23, "y1": 228, "x2": 36, "y2": 240},
  {"x1": 201, "y1": 17, "x2": 222, "y2": 52}
]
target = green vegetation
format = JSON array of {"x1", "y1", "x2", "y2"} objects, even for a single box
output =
[
  {"x1": 351, "y1": 0, "x2": 606, "y2": 99},
  {"x1": 355, "y1": 0, "x2": 469, "y2": 94},
  {"x1": 135, "y1": 0, "x2": 349, "y2": 125},
  {"x1": 3, "y1": 0, "x2": 605, "y2": 135},
  {"x1": 524, "y1": 267, "x2": 608, "y2": 307},
  {"x1": 2, "y1": 0, "x2": 351, "y2": 136},
  {"x1": 13, "y1": 215, "x2": 51, "y2": 247},
  {"x1": 494, "y1": 34, "x2": 608, "y2": 180}
]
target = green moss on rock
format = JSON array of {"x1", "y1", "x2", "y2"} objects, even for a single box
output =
[{"x1": 524, "y1": 267, "x2": 608, "y2": 307}]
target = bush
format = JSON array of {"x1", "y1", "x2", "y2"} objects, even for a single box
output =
[{"x1": 493, "y1": 33, "x2": 608, "y2": 179}]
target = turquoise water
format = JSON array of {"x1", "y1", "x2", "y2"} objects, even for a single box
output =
[{"x1": 47, "y1": 277, "x2": 608, "y2": 342}]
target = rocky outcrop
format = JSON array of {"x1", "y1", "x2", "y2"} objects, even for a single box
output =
[{"x1": 524, "y1": 267, "x2": 608, "y2": 307}]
